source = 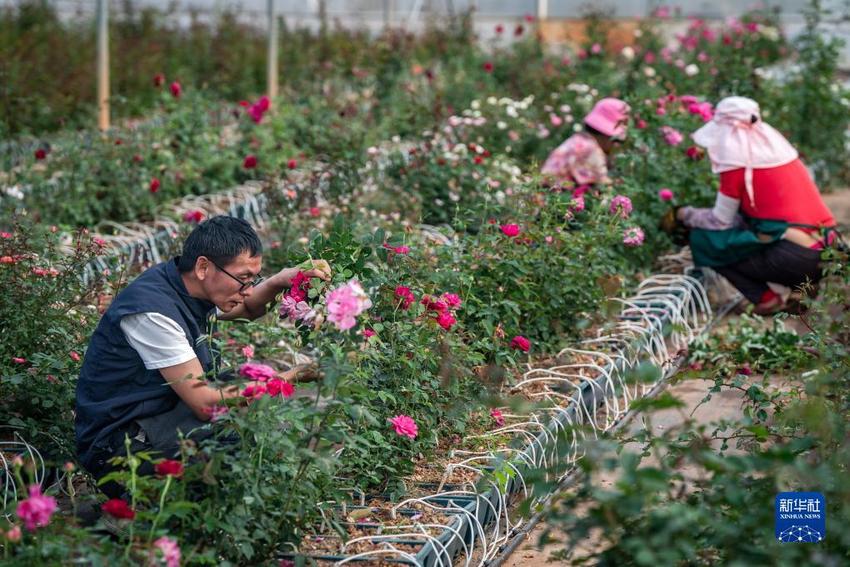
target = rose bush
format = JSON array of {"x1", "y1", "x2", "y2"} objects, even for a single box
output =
[{"x1": 1, "y1": 3, "x2": 849, "y2": 564}]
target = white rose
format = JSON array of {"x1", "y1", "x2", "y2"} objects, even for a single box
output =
[{"x1": 684, "y1": 64, "x2": 699, "y2": 76}]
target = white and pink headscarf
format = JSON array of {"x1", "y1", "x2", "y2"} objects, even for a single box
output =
[{"x1": 692, "y1": 96, "x2": 797, "y2": 207}]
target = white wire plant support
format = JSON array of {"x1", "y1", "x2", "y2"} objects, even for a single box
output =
[
  {"x1": 78, "y1": 182, "x2": 271, "y2": 285},
  {"x1": 297, "y1": 271, "x2": 717, "y2": 566}
]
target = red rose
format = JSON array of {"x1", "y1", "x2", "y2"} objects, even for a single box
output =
[
  {"x1": 482, "y1": 61, "x2": 494, "y2": 73},
  {"x1": 243, "y1": 155, "x2": 258, "y2": 169},
  {"x1": 495, "y1": 24, "x2": 504, "y2": 34},
  {"x1": 266, "y1": 378, "x2": 295, "y2": 398},
  {"x1": 170, "y1": 81, "x2": 182, "y2": 98},
  {"x1": 101, "y1": 498, "x2": 135, "y2": 520},
  {"x1": 474, "y1": 155, "x2": 484, "y2": 164},
  {"x1": 287, "y1": 159, "x2": 297, "y2": 170},
  {"x1": 685, "y1": 146, "x2": 704, "y2": 160},
  {"x1": 182, "y1": 210, "x2": 205, "y2": 223},
  {"x1": 149, "y1": 178, "x2": 161, "y2": 193},
  {"x1": 34, "y1": 148, "x2": 47, "y2": 160},
  {"x1": 154, "y1": 459, "x2": 184, "y2": 478},
  {"x1": 510, "y1": 335, "x2": 531, "y2": 352}
]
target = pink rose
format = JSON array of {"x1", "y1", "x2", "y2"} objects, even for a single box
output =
[
  {"x1": 435, "y1": 311, "x2": 457, "y2": 331},
  {"x1": 205, "y1": 404, "x2": 229, "y2": 422},
  {"x1": 16, "y1": 485, "x2": 57, "y2": 531},
  {"x1": 490, "y1": 408, "x2": 505, "y2": 427},
  {"x1": 660, "y1": 126, "x2": 684, "y2": 146},
  {"x1": 5, "y1": 525, "x2": 21, "y2": 542},
  {"x1": 383, "y1": 243, "x2": 410, "y2": 255},
  {"x1": 238, "y1": 362, "x2": 276, "y2": 381},
  {"x1": 623, "y1": 227, "x2": 645, "y2": 247},
  {"x1": 154, "y1": 536, "x2": 181, "y2": 567},
  {"x1": 658, "y1": 188, "x2": 674, "y2": 201},
  {"x1": 326, "y1": 280, "x2": 372, "y2": 331},
  {"x1": 500, "y1": 224, "x2": 520, "y2": 237},
  {"x1": 389, "y1": 415, "x2": 418, "y2": 439},
  {"x1": 609, "y1": 195, "x2": 633, "y2": 219}
]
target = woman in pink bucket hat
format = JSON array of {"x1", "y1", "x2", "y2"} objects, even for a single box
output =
[
  {"x1": 675, "y1": 96, "x2": 839, "y2": 314},
  {"x1": 541, "y1": 97, "x2": 630, "y2": 187}
]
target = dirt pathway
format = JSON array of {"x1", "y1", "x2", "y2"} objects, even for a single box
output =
[
  {"x1": 499, "y1": 372, "x2": 762, "y2": 566},
  {"x1": 823, "y1": 188, "x2": 850, "y2": 226}
]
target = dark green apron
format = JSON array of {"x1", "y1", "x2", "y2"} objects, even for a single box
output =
[{"x1": 690, "y1": 218, "x2": 835, "y2": 268}]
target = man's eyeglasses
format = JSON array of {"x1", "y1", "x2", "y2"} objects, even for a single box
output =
[{"x1": 209, "y1": 260, "x2": 264, "y2": 292}]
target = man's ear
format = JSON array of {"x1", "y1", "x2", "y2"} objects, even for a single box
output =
[{"x1": 195, "y1": 256, "x2": 211, "y2": 281}]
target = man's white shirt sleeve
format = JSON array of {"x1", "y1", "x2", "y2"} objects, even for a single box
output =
[{"x1": 119, "y1": 312, "x2": 197, "y2": 370}]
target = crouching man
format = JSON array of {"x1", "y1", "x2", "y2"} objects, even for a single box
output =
[{"x1": 75, "y1": 216, "x2": 329, "y2": 496}]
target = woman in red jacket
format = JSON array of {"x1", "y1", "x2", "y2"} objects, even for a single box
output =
[{"x1": 677, "y1": 96, "x2": 837, "y2": 314}]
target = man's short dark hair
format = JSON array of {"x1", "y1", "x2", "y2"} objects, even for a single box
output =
[{"x1": 177, "y1": 216, "x2": 262, "y2": 273}]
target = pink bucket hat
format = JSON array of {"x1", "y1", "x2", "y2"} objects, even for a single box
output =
[{"x1": 583, "y1": 97, "x2": 630, "y2": 139}]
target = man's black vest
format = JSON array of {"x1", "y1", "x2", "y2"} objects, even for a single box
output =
[{"x1": 75, "y1": 258, "x2": 216, "y2": 472}]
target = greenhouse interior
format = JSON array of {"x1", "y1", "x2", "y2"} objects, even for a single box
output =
[{"x1": 1, "y1": 0, "x2": 850, "y2": 565}]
